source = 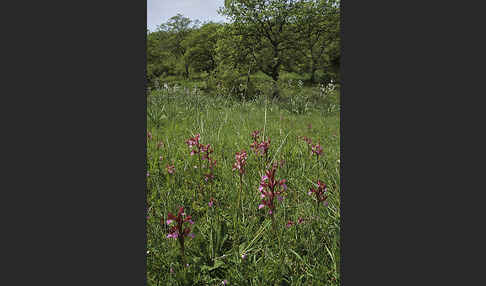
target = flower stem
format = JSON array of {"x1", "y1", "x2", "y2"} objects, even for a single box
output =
[
  {"x1": 197, "y1": 152, "x2": 202, "y2": 199},
  {"x1": 238, "y1": 174, "x2": 243, "y2": 215},
  {"x1": 179, "y1": 238, "x2": 185, "y2": 266}
]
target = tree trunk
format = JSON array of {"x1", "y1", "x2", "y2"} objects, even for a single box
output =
[
  {"x1": 184, "y1": 64, "x2": 190, "y2": 79},
  {"x1": 310, "y1": 64, "x2": 317, "y2": 84},
  {"x1": 271, "y1": 63, "x2": 280, "y2": 99},
  {"x1": 245, "y1": 66, "x2": 251, "y2": 100},
  {"x1": 271, "y1": 45, "x2": 281, "y2": 99},
  {"x1": 271, "y1": 79, "x2": 279, "y2": 99}
]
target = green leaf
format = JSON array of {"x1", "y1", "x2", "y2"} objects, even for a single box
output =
[
  {"x1": 289, "y1": 249, "x2": 303, "y2": 262},
  {"x1": 201, "y1": 259, "x2": 225, "y2": 272},
  {"x1": 209, "y1": 259, "x2": 225, "y2": 271}
]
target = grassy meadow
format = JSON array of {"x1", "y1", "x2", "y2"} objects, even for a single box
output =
[{"x1": 146, "y1": 81, "x2": 340, "y2": 285}]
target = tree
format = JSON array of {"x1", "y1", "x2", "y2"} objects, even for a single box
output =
[
  {"x1": 220, "y1": 0, "x2": 301, "y2": 98},
  {"x1": 146, "y1": 3, "x2": 340, "y2": 93},
  {"x1": 293, "y1": 0, "x2": 338, "y2": 83},
  {"x1": 160, "y1": 14, "x2": 194, "y2": 79},
  {"x1": 214, "y1": 23, "x2": 260, "y2": 98},
  {"x1": 322, "y1": 1, "x2": 340, "y2": 83},
  {"x1": 147, "y1": 30, "x2": 173, "y2": 86},
  {"x1": 183, "y1": 22, "x2": 222, "y2": 76}
]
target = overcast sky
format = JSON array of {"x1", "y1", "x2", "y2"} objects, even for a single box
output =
[{"x1": 147, "y1": 0, "x2": 228, "y2": 31}]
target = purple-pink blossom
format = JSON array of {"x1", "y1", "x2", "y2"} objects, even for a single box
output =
[
  {"x1": 250, "y1": 130, "x2": 270, "y2": 157},
  {"x1": 257, "y1": 163, "x2": 287, "y2": 217},
  {"x1": 187, "y1": 134, "x2": 216, "y2": 183},
  {"x1": 185, "y1": 134, "x2": 200, "y2": 148},
  {"x1": 309, "y1": 180, "x2": 328, "y2": 204},
  {"x1": 166, "y1": 164, "x2": 175, "y2": 175},
  {"x1": 232, "y1": 150, "x2": 248, "y2": 175},
  {"x1": 312, "y1": 143, "x2": 323, "y2": 156},
  {"x1": 251, "y1": 130, "x2": 261, "y2": 141},
  {"x1": 166, "y1": 207, "x2": 195, "y2": 242},
  {"x1": 166, "y1": 232, "x2": 179, "y2": 239}
]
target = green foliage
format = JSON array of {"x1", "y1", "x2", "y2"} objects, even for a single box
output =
[
  {"x1": 146, "y1": 0, "x2": 341, "y2": 92},
  {"x1": 293, "y1": 0, "x2": 340, "y2": 83},
  {"x1": 220, "y1": 0, "x2": 301, "y2": 87},
  {"x1": 147, "y1": 86, "x2": 340, "y2": 285},
  {"x1": 183, "y1": 23, "x2": 222, "y2": 74},
  {"x1": 278, "y1": 72, "x2": 308, "y2": 83},
  {"x1": 146, "y1": 3, "x2": 340, "y2": 283}
]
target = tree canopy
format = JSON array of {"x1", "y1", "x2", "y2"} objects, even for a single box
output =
[{"x1": 147, "y1": 0, "x2": 340, "y2": 97}]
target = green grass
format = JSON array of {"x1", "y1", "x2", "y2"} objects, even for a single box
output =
[{"x1": 147, "y1": 84, "x2": 340, "y2": 285}]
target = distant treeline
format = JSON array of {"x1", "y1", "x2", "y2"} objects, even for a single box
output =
[{"x1": 147, "y1": 0, "x2": 340, "y2": 98}]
